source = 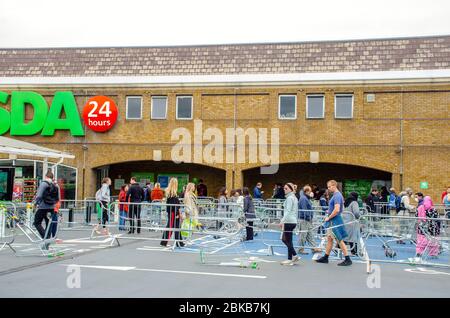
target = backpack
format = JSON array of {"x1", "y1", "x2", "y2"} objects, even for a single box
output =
[
  {"x1": 395, "y1": 196, "x2": 402, "y2": 211},
  {"x1": 417, "y1": 208, "x2": 441, "y2": 236},
  {"x1": 388, "y1": 194, "x2": 397, "y2": 209},
  {"x1": 143, "y1": 187, "x2": 150, "y2": 202},
  {"x1": 397, "y1": 196, "x2": 406, "y2": 212},
  {"x1": 43, "y1": 181, "x2": 59, "y2": 205}
]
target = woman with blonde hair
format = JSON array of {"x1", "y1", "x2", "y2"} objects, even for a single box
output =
[
  {"x1": 183, "y1": 182, "x2": 203, "y2": 232},
  {"x1": 160, "y1": 178, "x2": 184, "y2": 247}
]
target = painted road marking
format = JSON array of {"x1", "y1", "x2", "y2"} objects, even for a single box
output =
[
  {"x1": 64, "y1": 237, "x2": 117, "y2": 244},
  {"x1": 64, "y1": 265, "x2": 135, "y2": 271},
  {"x1": 73, "y1": 249, "x2": 91, "y2": 253},
  {"x1": 136, "y1": 246, "x2": 201, "y2": 252},
  {"x1": 62, "y1": 264, "x2": 267, "y2": 279},
  {"x1": 404, "y1": 267, "x2": 450, "y2": 276}
]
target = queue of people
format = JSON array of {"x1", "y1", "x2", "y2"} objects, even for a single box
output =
[{"x1": 91, "y1": 176, "x2": 447, "y2": 266}]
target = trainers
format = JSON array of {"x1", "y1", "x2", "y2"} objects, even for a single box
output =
[
  {"x1": 315, "y1": 256, "x2": 329, "y2": 263},
  {"x1": 312, "y1": 248, "x2": 322, "y2": 254},
  {"x1": 292, "y1": 255, "x2": 300, "y2": 263},
  {"x1": 280, "y1": 260, "x2": 294, "y2": 266},
  {"x1": 337, "y1": 258, "x2": 353, "y2": 266},
  {"x1": 298, "y1": 249, "x2": 309, "y2": 255}
]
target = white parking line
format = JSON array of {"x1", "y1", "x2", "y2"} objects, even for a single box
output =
[
  {"x1": 62, "y1": 264, "x2": 267, "y2": 279},
  {"x1": 63, "y1": 237, "x2": 116, "y2": 244},
  {"x1": 405, "y1": 267, "x2": 450, "y2": 276}
]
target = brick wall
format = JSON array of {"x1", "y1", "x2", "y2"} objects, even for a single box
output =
[{"x1": 0, "y1": 82, "x2": 448, "y2": 203}]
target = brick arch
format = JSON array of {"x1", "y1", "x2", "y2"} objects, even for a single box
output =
[
  {"x1": 240, "y1": 149, "x2": 398, "y2": 175},
  {"x1": 92, "y1": 159, "x2": 227, "y2": 172},
  {"x1": 241, "y1": 161, "x2": 393, "y2": 199},
  {"x1": 241, "y1": 160, "x2": 394, "y2": 175},
  {"x1": 91, "y1": 159, "x2": 227, "y2": 197}
]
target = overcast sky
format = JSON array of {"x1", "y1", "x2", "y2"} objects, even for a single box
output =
[{"x1": 0, "y1": 0, "x2": 449, "y2": 48}]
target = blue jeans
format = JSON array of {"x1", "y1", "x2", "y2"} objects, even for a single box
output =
[
  {"x1": 119, "y1": 211, "x2": 127, "y2": 230},
  {"x1": 48, "y1": 212, "x2": 58, "y2": 238}
]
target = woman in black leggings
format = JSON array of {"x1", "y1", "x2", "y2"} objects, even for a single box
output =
[{"x1": 280, "y1": 183, "x2": 299, "y2": 265}]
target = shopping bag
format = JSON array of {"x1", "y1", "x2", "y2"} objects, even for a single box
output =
[
  {"x1": 181, "y1": 218, "x2": 193, "y2": 239},
  {"x1": 96, "y1": 202, "x2": 102, "y2": 220}
]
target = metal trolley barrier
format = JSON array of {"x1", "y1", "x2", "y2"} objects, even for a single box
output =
[
  {"x1": 0, "y1": 201, "x2": 18, "y2": 253},
  {"x1": 249, "y1": 206, "x2": 369, "y2": 268},
  {"x1": 98, "y1": 201, "x2": 246, "y2": 253},
  {"x1": 58, "y1": 199, "x2": 107, "y2": 230},
  {"x1": 0, "y1": 201, "x2": 67, "y2": 257},
  {"x1": 360, "y1": 213, "x2": 450, "y2": 271}
]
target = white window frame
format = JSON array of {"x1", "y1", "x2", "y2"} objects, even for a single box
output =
[
  {"x1": 176, "y1": 96, "x2": 193, "y2": 120},
  {"x1": 306, "y1": 94, "x2": 325, "y2": 119},
  {"x1": 334, "y1": 94, "x2": 354, "y2": 119},
  {"x1": 278, "y1": 94, "x2": 297, "y2": 120},
  {"x1": 126, "y1": 96, "x2": 143, "y2": 120},
  {"x1": 151, "y1": 96, "x2": 168, "y2": 120}
]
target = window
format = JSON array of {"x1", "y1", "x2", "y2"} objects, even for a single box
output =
[
  {"x1": 278, "y1": 95, "x2": 297, "y2": 119},
  {"x1": 306, "y1": 95, "x2": 325, "y2": 119},
  {"x1": 126, "y1": 96, "x2": 142, "y2": 120},
  {"x1": 151, "y1": 96, "x2": 168, "y2": 119},
  {"x1": 176, "y1": 96, "x2": 193, "y2": 120},
  {"x1": 335, "y1": 94, "x2": 354, "y2": 119},
  {"x1": 56, "y1": 165, "x2": 77, "y2": 201}
]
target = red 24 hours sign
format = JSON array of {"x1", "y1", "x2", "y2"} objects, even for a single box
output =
[{"x1": 82, "y1": 96, "x2": 118, "y2": 132}]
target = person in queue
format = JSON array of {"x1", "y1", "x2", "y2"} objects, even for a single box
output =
[
  {"x1": 315, "y1": 180, "x2": 352, "y2": 266},
  {"x1": 280, "y1": 182, "x2": 299, "y2": 266}
]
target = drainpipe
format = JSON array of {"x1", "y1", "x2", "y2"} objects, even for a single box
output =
[
  {"x1": 399, "y1": 86, "x2": 404, "y2": 190},
  {"x1": 82, "y1": 90, "x2": 88, "y2": 200},
  {"x1": 232, "y1": 88, "x2": 237, "y2": 189}
]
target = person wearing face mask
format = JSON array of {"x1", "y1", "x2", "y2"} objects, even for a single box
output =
[
  {"x1": 297, "y1": 185, "x2": 322, "y2": 255},
  {"x1": 415, "y1": 192, "x2": 424, "y2": 207}
]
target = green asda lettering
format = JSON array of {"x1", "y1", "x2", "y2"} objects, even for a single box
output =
[{"x1": 0, "y1": 91, "x2": 84, "y2": 136}]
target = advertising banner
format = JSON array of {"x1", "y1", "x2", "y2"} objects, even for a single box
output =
[
  {"x1": 131, "y1": 172, "x2": 155, "y2": 188},
  {"x1": 0, "y1": 172, "x2": 7, "y2": 194},
  {"x1": 12, "y1": 178, "x2": 24, "y2": 202},
  {"x1": 157, "y1": 174, "x2": 189, "y2": 193},
  {"x1": 343, "y1": 179, "x2": 372, "y2": 201}
]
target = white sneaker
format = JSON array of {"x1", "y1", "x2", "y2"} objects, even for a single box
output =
[
  {"x1": 292, "y1": 255, "x2": 300, "y2": 263},
  {"x1": 280, "y1": 259, "x2": 294, "y2": 266}
]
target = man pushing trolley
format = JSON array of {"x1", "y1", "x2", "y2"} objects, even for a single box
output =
[{"x1": 315, "y1": 180, "x2": 352, "y2": 266}]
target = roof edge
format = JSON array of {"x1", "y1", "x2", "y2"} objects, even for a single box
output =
[
  {"x1": 1, "y1": 34, "x2": 449, "y2": 50},
  {"x1": 1, "y1": 69, "x2": 450, "y2": 87}
]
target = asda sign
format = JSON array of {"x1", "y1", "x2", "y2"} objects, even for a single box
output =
[{"x1": 0, "y1": 91, "x2": 118, "y2": 136}]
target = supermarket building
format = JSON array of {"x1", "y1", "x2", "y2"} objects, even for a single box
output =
[{"x1": 0, "y1": 35, "x2": 449, "y2": 203}]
